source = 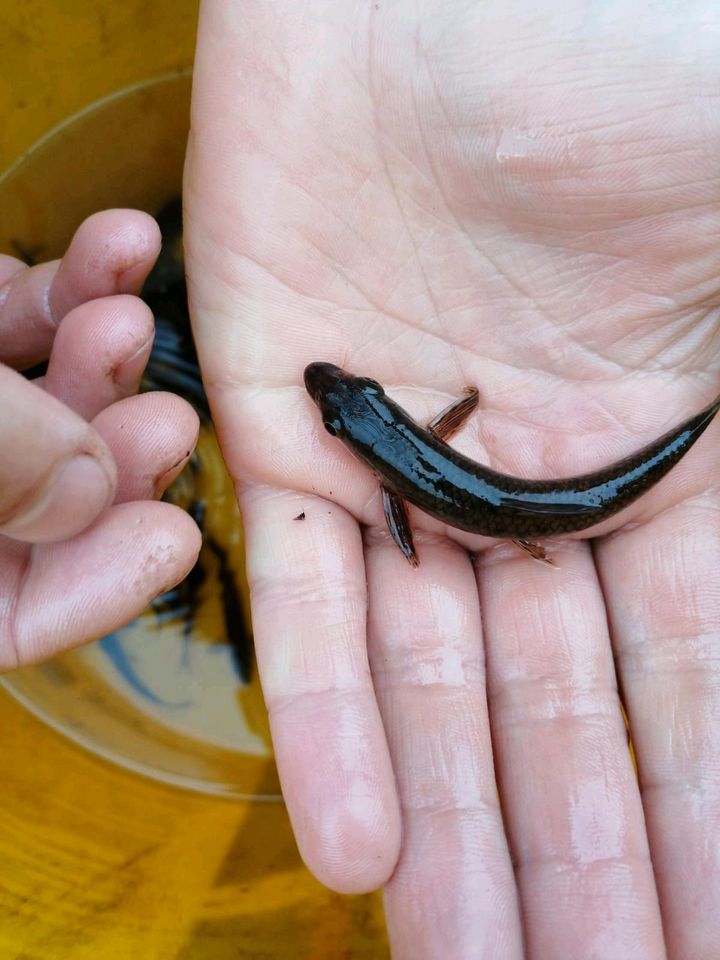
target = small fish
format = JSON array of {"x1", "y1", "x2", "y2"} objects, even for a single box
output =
[{"x1": 304, "y1": 362, "x2": 720, "y2": 565}]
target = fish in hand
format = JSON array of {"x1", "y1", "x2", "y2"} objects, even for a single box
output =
[{"x1": 304, "y1": 362, "x2": 720, "y2": 566}]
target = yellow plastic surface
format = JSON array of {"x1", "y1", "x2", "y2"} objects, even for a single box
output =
[
  {"x1": 0, "y1": 1, "x2": 198, "y2": 173},
  {"x1": 0, "y1": 690, "x2": 388, "y2": 959}
]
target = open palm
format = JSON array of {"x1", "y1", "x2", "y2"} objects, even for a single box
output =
[{"x1": 186, "y1": 4, "x2": 720, "y2": 957}]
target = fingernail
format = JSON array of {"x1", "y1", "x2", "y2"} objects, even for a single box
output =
[
  {"x1": 113, "y1": 334, "x2": 154, "y2": 390},
  {"x1": 1, "y1": 454, "x2": 114, "y2": 543}
]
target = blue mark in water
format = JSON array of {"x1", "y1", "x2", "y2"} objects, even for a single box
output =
[{"x1": 99, "y1": 631, "x2": 192, "y2": 709}]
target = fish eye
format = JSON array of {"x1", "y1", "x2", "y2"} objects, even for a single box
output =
[
  {"x1": 323, "y1": 419, "x2": 342, "y2": 437},
  {"x1": 355, "y1": 377, "x2": 384, "y2": 396}
]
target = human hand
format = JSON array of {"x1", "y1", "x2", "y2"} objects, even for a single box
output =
[
  {"x1": 0, "y1": 210, "x2": 201, "y2": 670},
  {"x1": 185, "y1": 4, "x2": 720, "y2": 957}
]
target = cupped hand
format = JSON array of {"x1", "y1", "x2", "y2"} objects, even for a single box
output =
[
  {"x1": 185, "y1": 4, "x2": 720, "y2": 957},
  {"x1": 0, "y1": 210, "x2": 201, "y2": 670}
]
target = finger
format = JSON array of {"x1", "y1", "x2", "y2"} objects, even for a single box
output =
[
  {"x1": 477, "y1": 541, "x2": 665, "y2": 959},
  {"x1": 0, "y1": 365, "x2": 116, "y2": 544},
  {"x1": 240, "y1": 482, "x2": 401, "y2": 894},
  {"x1": 91, "y1": 392, "x2": 199, "y2": 502},
  {"x1": 364, "y1": 531, "x2": 523, "y2": 960},
  {"x1": 5, "y1": 500, "x2": 201, "y2": 669},
  {"x1": 596, "y1": 498, "x2": 720, "y2": 960},
  {"x1": 0, "y1": 209, "x2": 160, "y2": 369},
  {"x1": 43, "y1": 295, "x2": 154, "y2": 420}
]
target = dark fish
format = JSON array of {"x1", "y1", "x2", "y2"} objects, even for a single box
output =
[{"x1": 304, "y1": 361, "x2": 720, "y2": 565}]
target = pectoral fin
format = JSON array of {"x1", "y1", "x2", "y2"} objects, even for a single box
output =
[
  {"x1": 513, "y1": 539, "x2": 556, "y2": 565},
  {"x1": 381, "y1": 486, "x2": 419, "y2": 567},
  {"x1": 427, "y1": 387, "x2": 480, "y2": 442}
]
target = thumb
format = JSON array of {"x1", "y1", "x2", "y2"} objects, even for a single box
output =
[{"x1": 0, "y1": 365, "x2": 117, "y2": 543}]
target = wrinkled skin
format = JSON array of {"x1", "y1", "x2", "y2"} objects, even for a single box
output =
[
  {"x1": 185, "y1": 3, "x2": 720, "y2": 957},
  {"x1": 0, "y1": 210, "x2": 201, "y2": 669}
]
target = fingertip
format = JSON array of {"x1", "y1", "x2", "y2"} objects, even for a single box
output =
[
  {"x1": 13, "y1": 500, "x2": 203, "y2": 666},
  {"x1": 298, "y1": 801, "x2": 402, "y2": 895},
  {"x1": 270, "y1": 694, "x2": 402, "y2": 895},
  {"x1": 111, "y1": 212, "x2": 162, "y2": 292},
  {"x1": 50, "y1": 209, "x2": 162, "y2": 318},
  {"x1": 91, "y1": 391, "x2": 200, "y2": 503},
  {"x1": 44, "y1": 294, "x2": 156, "y2": 419},
  {"x1": 81, "y1": 209, "x2": 162, "y2": 293},
  {"x1": 79, "y1": 208, "x2": 162, "y2": 263}
]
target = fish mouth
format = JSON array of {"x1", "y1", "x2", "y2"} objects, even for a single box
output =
[{"x1": 303, "y1": 362, "x2": 345, "y2": 402}]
